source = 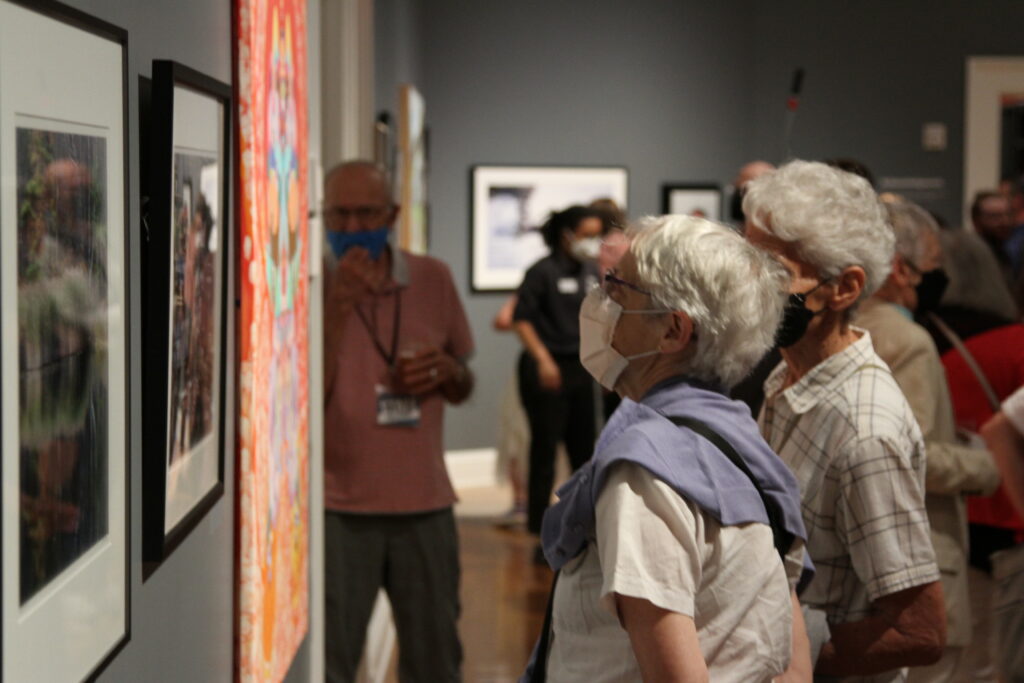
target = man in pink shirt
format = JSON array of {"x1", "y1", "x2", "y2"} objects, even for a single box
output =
[{"x1": 322, "y1": 161, "x2": 474, "y2": 682}]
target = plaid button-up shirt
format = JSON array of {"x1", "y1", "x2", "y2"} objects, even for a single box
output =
[{"x1": 760, "y1": 330, "x2": 940, "y2": 683}]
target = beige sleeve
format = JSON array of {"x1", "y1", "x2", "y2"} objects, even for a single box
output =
[{"x1": 889, "y1": 331, "x2": 1000, "y2": 496}]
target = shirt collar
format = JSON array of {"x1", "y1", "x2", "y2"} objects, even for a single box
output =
[{"x1": 764, "y1": 328, "x2": 878, "y2": 415}]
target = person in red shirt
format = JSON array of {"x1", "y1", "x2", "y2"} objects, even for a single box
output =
[
  {"x1": 322, "y1": 161, "x2": 475, "y2": 682},
  {"x1": 921, "y1": 226, "x2": 1024, "y2": 681}
]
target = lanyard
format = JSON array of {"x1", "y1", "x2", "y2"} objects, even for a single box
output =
[{"x1": 355, "y1": 290, "x2": 402, "y2": 368}]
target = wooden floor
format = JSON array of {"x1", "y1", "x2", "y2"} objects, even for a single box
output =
[
  {"x1": 458, "y1": 519, "x2": 552, "y2": 683},
  {"x1": 379, "y1": 517, "x2": 552, "y2": 683}
]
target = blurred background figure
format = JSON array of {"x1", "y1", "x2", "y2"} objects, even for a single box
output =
[
  {"x1": 857, "y1": 197, "x2": 1000, "y2": 682},
  {"x1": 918, "y1": 225, "x2": 1024, "y2": 682},
  {"x1": 970, "y1": 190, "x2": 1024, "y2": 312},
  {"x1": 980, "y1": 386, "x2": 1024, "y2": 682},
  {"x1": 513, "y1": 206, "x2": 604, "y2": 560}
]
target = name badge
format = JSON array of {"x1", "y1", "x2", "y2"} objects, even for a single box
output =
[
  {"x1": 375, "y1": 384, "x2": 421, "y2": 427},
  {"x1": 557, "y1": 277, "x2": 579, "y2": 294}
]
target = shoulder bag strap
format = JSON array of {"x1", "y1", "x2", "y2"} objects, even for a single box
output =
[
  {"x1": 665, "y1": 414, "x2": 795, "y2": 560},
  {"x1": 529, "y1": 570, "x2": 559, "y2": 682},
  {"x1": 927, "y1": 312, "x2": 1002, "y2": 412}
]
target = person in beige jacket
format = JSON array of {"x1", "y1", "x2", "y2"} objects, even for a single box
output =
[{"x1": 857, "y1": 197, "x2": 1001, "y2": 682}]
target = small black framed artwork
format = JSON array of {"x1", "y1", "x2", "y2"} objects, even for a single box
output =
[
  {"x1": 0, "y1": 1, "x2": 130, "y2": 680},
  {"x1": 141, "y1": 60, "x2": 231, "y2": 572},
  {"x1": 661, "y1": 183, "x2": 722, "y2": 221}
]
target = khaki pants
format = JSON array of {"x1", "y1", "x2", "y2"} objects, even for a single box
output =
[{"x1": 325, "y1": 509, "x2": 462, "y2": 683}]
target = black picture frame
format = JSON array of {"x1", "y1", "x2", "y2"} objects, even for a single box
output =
[
  {"x1": 469, "y1": 164, "x2": 629, "y2": 292},
  {"x1": 661, "y1": 182, "x2": 723, "y2": 221},
  {"x1": 141, "y1": 60, "x2": 231, "y2": 574},
  {"x1": 0, "y1": 1, "x2": 130, "y2": 680}
]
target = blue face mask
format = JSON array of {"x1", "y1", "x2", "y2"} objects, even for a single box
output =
[{"x1": 325, "y1": 226, "x2": 390, "y2": 260}]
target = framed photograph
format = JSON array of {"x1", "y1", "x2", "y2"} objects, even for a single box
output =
[
  {"x1": 661, "y1": 183, "x2": 722, "y2": 221},
  {"x1": 141, "y1": 61, "x2": 231, "y2": 570},
  {"x1": 0, "y1": 1, "x2": 129, "y2": 680},
  {"x1": 471, "y1": 165, "x2": 628, "y2": 292}
]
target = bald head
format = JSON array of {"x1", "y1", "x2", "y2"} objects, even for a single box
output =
[
  {"x1": 325, "y1": 160, "x2": 393, "y2": 204},
  {"x1": 733, "y1": 161, "x2": 775, "y2": 189},
  {"x1": 323, "y1": 160, "x2": 397, "y2": 233}
]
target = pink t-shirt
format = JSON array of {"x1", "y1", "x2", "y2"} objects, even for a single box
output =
[{"x1": 323, "y1": 250, "x2": 474, "y2": 513}]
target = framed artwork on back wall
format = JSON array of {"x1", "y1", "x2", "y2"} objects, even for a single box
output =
[
  {"x1": 0, "y1": 0, "x2": 130, "y2": 680},
  {"x1": 470, "y1": 165, "x2": 628, "y2": 292},
  {"x1": 141, "y1": 60, "x2": 232, "y2": 572},
  {"x1": 661, "y1": 183, "x2": 722, "y2": 221}
]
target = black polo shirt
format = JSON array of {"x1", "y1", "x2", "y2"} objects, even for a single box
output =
[{"x1": 513, "y1": 252, "x2": 599, "y2": 356}]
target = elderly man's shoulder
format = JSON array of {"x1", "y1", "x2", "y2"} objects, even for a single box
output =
[
  {"x1": 856, "y1": 300, "x2": 938, "y2": 366},
  {"x1": 832, "y1": 360, "x2": 925, "y2": 470},
  {"x1": 809, "y1": 343, "x2": 921, "y2": 451},
  {"x1": 402, "y1": 250, "x2": 458, "y2": 286}
]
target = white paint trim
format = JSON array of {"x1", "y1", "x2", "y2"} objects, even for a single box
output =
[
  {"x1": 445, "y1": 448, "x2": 499, "y2": 489},
  {"x1": 964, "y1": 56, "x2": 1024, "y2": 226},
  {"x1": 321, "y1": 0, "x2": 375, "y2": 167}
]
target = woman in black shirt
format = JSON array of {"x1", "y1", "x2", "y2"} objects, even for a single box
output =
[{"x1": 513, "y1": 205, "x2": 605, "y2": 542}]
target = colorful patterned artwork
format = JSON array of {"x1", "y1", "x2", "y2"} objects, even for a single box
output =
[{"x1": 235, "y1": 0, "x2": 309, "y2": 680}]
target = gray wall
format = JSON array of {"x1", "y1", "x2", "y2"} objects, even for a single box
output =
[
  {"x1": 403, "y1": 0, "x2": 755, "y2": 450},
  {"x1": 378, "y1": 0, "x2": 1024, "y2": 451},
  {"x1": 749, "y1": 0, "x2": 1024, "y2": 225},
  {"x1": 39, "y1": 0, "x2": 315, "y2": 680}
]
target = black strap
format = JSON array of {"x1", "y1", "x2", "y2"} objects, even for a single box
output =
[
  {"x1": 665, "y1": 415, "x2": 795, "y2": 561},
  {"x1": 354, "y1": 290, "x2": 402, "y2": 367},
  {"x1": 530, "y1": 570, "x2": 558, "y2": 682}
]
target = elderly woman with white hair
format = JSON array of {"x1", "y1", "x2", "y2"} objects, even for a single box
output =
[
  {"x1": 743, "y1": 160, "x2": 946, "y2": 682},
  {"x1": 522, "y1": 215, "x2": 811, "y2": 682}
]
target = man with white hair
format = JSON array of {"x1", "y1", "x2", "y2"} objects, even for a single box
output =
[
  {"x1": 744, "y1": 160, "x2": 945, "y2": 682},
  {"x1": 856, "y1": 198, "x2": 1000, "y2": 682},
  {"x1": 524, "y1": 215, "x2": 812, "y2": 682}
]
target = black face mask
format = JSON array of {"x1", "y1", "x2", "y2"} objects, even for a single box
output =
[
  {"x1": 915, "y1": 268, "x2": 949, "y2": 315},
  {"x1": 775, "y1": 281, "x2": 828, "y2": 348}
]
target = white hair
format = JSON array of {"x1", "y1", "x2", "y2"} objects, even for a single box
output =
[
  {"x1": 884, "y1": 198, "x2": 938, "y2": 267},
  {"x1": 629, "y1": 214, "x2": 788, "y2": 388},
  {"x1": 743, "y1": 160, "x2": 894, "y2": 304}
]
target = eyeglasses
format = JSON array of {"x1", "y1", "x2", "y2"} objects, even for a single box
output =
[
  {"x1": 603, "y1": 271, "x2": 652, "y2": 296},
  {"x1": 322, "y1": 205, "x2": 392, "y2": 227}
]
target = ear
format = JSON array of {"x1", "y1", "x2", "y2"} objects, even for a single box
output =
[
  {"x1": 660, "y1": 311, "x2": 694, "y2": 353},
  {"x1": 387, "y1": 203, "x2": 400, "y2": 226},
  {"x1": 829, "y1": 265, "x2": 866, "y2": 312},
  {"x1": 888, "y1": 254, "x2": 914, "y2": 289}
]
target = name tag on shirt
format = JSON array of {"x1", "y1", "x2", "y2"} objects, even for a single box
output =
[
  {"x1": 557, "y1": 277, "x2": 579, "y2": 294},
  {"x1": 375, "y1": 384, "x2": 421, "y2": 427}
]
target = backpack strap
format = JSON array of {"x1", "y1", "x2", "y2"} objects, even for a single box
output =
[{"x1": 664, "y1": 414, "x2": 795, "y2": 560}]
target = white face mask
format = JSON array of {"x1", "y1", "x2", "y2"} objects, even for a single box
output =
[
  {"x1": 579, "y1": 287, "x2": 665, "y2": 391},
  {"x1": 569, "y1": 236, "x2": 602, "y2": 262}
]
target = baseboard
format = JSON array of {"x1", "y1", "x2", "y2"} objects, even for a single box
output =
[{"x1": 444, "y1": 448, "x2": 498, "y2": 489}]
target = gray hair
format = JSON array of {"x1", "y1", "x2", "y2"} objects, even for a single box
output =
[
  {"x1": 883, "y1": 198, "x2": 939, "y2": 267},
  {"x1": 938, "y1": 228, "x2": 1018, "y2": 321},
  {"x1": 743, "y1": 160, "x2": 894, "y2": 304},
  {"x1": 629, "y1": 214, "x2": 789, "y2": 388}
]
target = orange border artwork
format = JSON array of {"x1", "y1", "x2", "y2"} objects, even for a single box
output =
[{"x1": 235, "y1": 0, "x2": 309, "y2": 680}]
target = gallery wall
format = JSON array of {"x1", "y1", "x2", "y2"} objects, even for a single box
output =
[
  {"x1": 37, "y1": 0, "x2": 321, "y2": 681},
  {"x1": 38, "y1": 1, "x2": 238, "y2": 680},
  {"x1": 377, "y1": 0, "x2": 1024, "y2": 453},
  {"x1": 381, "y1": 0, "x2": 755, "y2": 450},
  {"x1": 748, "y1": 0, "x2": 1024, "y2": 227}
]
